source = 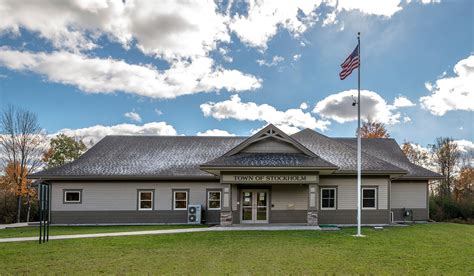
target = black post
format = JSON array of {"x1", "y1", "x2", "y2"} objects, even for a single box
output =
[
  {"x1": 39, "y1": 184, "x2": 42, "y2": 244},
  {"x1": 46, "y1": 184, "x2": 50, "y2": 241},
  {"x1": 42, "y1": 184, "x2": 45, "y2": 243}
]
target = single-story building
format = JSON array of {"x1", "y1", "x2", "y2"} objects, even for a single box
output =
[{"x1": 29, "y1": 124, "x2": 442, "y2": 226}]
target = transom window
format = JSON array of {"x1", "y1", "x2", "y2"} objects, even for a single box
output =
[
  {"x1": 138, "y1": 191, "x2": 153, "y2": 210},
  {"x1": 320, "y1": 188, "x2": 336, "y2": 209},
  {"x1": 64, "y1": 190, "x2": 81, "y2": 203},
  {"x1": 207, "y1": 191, "x2": 221, "y2": 210},
  {"x1": 173, "y1": 191, "x2": 188, "y2": 210},
  {"x1": 362, "y1": 188, "x2": 377, "y2": 209}
]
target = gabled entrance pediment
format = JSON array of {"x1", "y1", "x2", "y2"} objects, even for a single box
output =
[
  {"x1": 199, "y1": 124, "x2": 338, "y2": 175},
  {"x1": 224, "y1": 124, "x2": 316, "y2": 157}
]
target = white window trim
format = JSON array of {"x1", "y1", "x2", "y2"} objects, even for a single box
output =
[
  {"x1": 207, "y1": 191, "x2": 221, "y2": 210},
  {"x1": 173, "y1": 191, "x2": 188, "y2": 210},
  {"x1": 138, "y1": 191, "x2": 154, "y2": 211},
  {"x1": 320, "y1": 188, "x2": 336, "y2": 210},
  {"x1": 362, "y1": 187, "x2": 377, "y2": 210},
  {"x1": 64, "y1": 190, "x2": 81, "y2": 203}
]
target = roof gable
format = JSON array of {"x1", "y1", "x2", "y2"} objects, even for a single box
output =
[{"x1": 223, "y1": 124, "x2": 317, "y2": 157}]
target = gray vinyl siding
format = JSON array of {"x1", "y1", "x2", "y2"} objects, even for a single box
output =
[
  {"x1": 390, "y1": 181, "x2": 428, "y2": 209},
  {"x1": 51, "y1": 210, "x2": 187, "y2": 224},
  {"x1": 319, "y1": 210, "x2": 390, "y2": 224},
  {"x1": 391, "y1": 208, "x2": 428, "y2": 221},
  {"x1": 271, "y1": 184, "x2": 308, "y2": 210},
  {"x1": 319, "y1": 177, "x2": 389, "y2": 210},
  {"x1": 51, "y1": 181, "x2": 221, "y2": 211},
  {"x1": 270, "y1": 210, "x2": 307, "y2": 223}
]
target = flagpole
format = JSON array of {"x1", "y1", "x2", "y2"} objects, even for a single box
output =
[{"x1": 356, "y1": 32, "x2": 363, "y2": 237}]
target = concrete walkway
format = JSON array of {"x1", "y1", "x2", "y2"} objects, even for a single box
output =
[
  {"x1": 0, "y1": 225, "x2": 321, "y2": 243},
  {"x1": 0, "y1": 223, "x2": 30, "y2": 230}
]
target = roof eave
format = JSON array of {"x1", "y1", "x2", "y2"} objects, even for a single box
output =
[
  {"x1": 27, "y1": 175, "x2": 219, "y2": 181},
  {"x1": 333, "y1": 169, "x2": 408, "y2": 176},
  {"x1": 199, "y1": 166, "x2": 339, "y2": 176},
  {"x1": 395, "y1": 175, "x2": 445, "y2": 180}
]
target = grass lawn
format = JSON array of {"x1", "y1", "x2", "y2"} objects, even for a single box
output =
[
  {"x1": 0, "y1": 224, "x2": 206, "y2": 239},
  {"x1": 0, "y1": 223, "x2": 473, "y2": 274}
]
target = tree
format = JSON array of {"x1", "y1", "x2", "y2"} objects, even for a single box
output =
[
  {"x1": 43, "y1": 134, "x2": 87, "y2": 168},
  {"x1": 453, "y1": 166, "x2": 473, "y2": 202},
  {"x1": 0, "y1": 105, "x2": 45, "y2": 222},
  {"x1": 359, "y1": 119, "x2": 390, "y2": 138},
  {"x1": 431, "y1": 137, "x2": 460, "y2": 197},
  {"x1": 401, "y1": 142, "x2": 429, "y2": 167}
]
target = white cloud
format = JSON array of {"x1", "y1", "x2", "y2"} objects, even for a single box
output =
[
  {"x1": 313, "y1": 89, "x2": 401, "y2": 124},
  {"x1": 0, "y1": 0, "x2": 230, "y2": 59},
  {"x1": 0, "y1": 0, "x2": 439, "y2": 56},
  {"x1": 155, "y1": 109, "x2": 163, "y2": 116},
  {"x1": 454, "y1": 139, "x2": 474, "y2": 153},
  {"x1": 334, "y1": 0, "x2": 403, "y2": 18},
  {"x1": 420, "y1": 55, "x2": 474, "y2": 116},
  {"x1": 229, "y1": 1, "x2": 321, "y2": 48},
  {"x1": 57, "y1": 122, "x2": 177, "y2": 145},
  {"x1": 256, "y1": 55, "x2": 284, "y2": 67},
  {"x1": 403, "y1": 116, "x2": 412, "y2": 123},
  {"x1": 393, "y1": 96, "x2": 416, "y2": 108},
  {"x1": 197, "y1": 129, "x2": 236, "y2": 136},
  {"x1": 300, "y1": 102, "x2": 309, "y2": 110},
  {"x1": 293, "y1": 54, "x2": 302, "y2": 62},
  {"x1": 0, "y1": 48, "x2": 261, "y2": 99},
  {"x1": 200, "y1": 95, "x2": 330, "y2": 132},
  {"x1": 0, "y1": 0, "x2": 442, "y2": 99},
  {"x1": 124, "y1": 111, "x2": 141, "y2": 122}
]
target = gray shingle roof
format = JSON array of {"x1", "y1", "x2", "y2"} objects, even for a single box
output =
[
  {"x1": 31, "y1": 128, "x2": 441, "y2": 180},
  {"x1": 31, "y1": 136, "x2": 245, "y2": 178},
  {"x1": 201, "y1": 153, "x2": 337, "y2": 168},
  {"x1": 291, "y1": 129, "x2": 406, "y2": 173},
  {"x1": 335, "y1": 137, "x2": 443, "y2": 179}
]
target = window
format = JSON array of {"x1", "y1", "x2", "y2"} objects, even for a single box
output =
[
  {"x1": 362, "y1": 188, "x2": 377, "y2": 209},
  {"x1": 138, "y1": 191, "x2": 153, "y2": 210},
  {"x1": 64, "y1": 190, "x2": 81, "y2": 204},
  {"x1": 173, "y1": 191, "x2": 188, "y2": 210},
  {"x1": 207, "y1": 191, "x2": 221, "y2": 210},
  {"x1": 320, "y1": 188, "x2": 336, "y2": 209}
]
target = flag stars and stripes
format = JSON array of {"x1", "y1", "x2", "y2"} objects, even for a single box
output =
[{"x1": 339, "y1": 45, "x2": 360, "y2": 80}]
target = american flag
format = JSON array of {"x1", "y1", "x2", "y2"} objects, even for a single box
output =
[{"x1": 339, "y1": 45, "x2": 359, "y2": 80}]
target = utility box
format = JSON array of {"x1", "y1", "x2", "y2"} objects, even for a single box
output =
[{"x1": 187, "y1": 205, "x2": 202, "y2": 224}]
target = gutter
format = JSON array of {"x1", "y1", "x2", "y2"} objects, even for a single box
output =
[{"x1": 27, "y1": 175, "x2": 220, "y2": 181}]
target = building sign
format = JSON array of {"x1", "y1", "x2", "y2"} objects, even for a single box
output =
[{"x1": 221, "y1": 174, "x2": 318, "y2": 184}]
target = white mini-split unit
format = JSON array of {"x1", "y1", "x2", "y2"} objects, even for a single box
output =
[{"x1": 187, "y1": 205, "x2": 202, "y2": 224}]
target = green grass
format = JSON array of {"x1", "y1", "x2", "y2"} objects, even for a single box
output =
[
  {"x1": 0, "y1": 223, "x2": 473, "y2": 274},
  {"x1": 0, "y1": 224, "x2": 206, "y2": 238}
]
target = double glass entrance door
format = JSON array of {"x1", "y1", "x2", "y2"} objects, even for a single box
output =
[{"x1": 241, "y1": 190, "x2": 269, "y2": 223}]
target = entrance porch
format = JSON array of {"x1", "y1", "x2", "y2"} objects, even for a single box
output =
[{"x1": 219, "y1": 183, "x2": 319, "y2": 226}]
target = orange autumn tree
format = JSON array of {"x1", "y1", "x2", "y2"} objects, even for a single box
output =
[
  {"x1": 453, "y1": 166, "x2": 474, "y2": 202},
  {"x1": 3, "y1": 161, "x2": 34, "y2": 198},
  {"x1": 359, "y1": 119, "x2": 390, "y2": 138}
]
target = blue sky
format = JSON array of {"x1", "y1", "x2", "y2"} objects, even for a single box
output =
[{"x1": 0, "y1": 0, "x2": 472, "y2": 150}]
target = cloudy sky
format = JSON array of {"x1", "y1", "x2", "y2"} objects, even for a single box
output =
[{"x1": 0, "y1": 0, "x2": 472, "y2": 149}]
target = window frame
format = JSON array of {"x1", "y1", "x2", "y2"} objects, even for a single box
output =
[
  {"x1": 63, "y1": 189, "x2": 82, "y2": 204},
  {"x1": 137, "y1": 190, "x2": 154, "y2": 211},
  {"x1": 173, "y1": 190, "x2": 188, "y2": 210},
  {"x1": 320, "y1": 187, "x2": 337, "y2": 210},
  {"x1": 207, "y1": 190, "x2": 222, "y2": 210},
  {"x1": 362, "y1": 187, "x2": 377, "y2": 210}
]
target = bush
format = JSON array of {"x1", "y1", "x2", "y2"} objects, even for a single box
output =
[{"x1": 430, "y1": 195, "x2": 474, "y2": 223}]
